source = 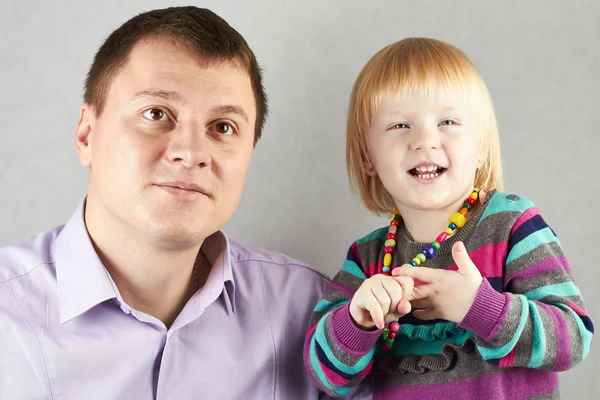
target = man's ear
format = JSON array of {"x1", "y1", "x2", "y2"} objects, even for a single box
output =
[{"x1": 75, "y1": 103, "x2": 95, "y2": 168}]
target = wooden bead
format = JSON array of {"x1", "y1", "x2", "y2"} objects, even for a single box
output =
[
  {"x1": 436, "y1": 232, "x2": 448, "y2": 243},
  {"x1": 449, "y1": 212, "x2": 466, "y2": 228},
  {"x1": 384, "y1": 253, "x2": 392, "y2": 266},
  {"x1": 421, "y1": 245, "x2": 436, "y2": 259}
]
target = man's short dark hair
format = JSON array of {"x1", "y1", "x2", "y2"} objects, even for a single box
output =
[{"x1": 84, "y1": 6, "x2": 268, "y2": 145}]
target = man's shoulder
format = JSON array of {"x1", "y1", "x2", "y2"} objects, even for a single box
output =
[
  {"x1": 228, "y1": 240, "x2": 329, "y2": 283},
  {"x1": 0, "y1": 225, "x2": 63, "y2": 283}
]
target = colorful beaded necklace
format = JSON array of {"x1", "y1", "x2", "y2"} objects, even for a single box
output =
[{"x1": 380, "y1": 188, "x2": 480, "y2": 351}]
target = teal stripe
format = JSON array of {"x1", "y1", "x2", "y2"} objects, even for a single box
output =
[
  {"x1": 356, "y1": 227, "x2": 388, "y2": 245},
  {"x1": 399, "y1": 321, "x2": 465, "y2": 341},
  {"x1": 506, "y1": 227, "x2": 560, "y2": 264},
  {"x1": 527, "y1": 304, "x2": 547, "y2": 368},
  {"x1": 386, "y1": 330, "x2": 473, "y2": 357},
  {"x1": 314, "y1": 313, "x2": 375, "y2": 374},
  {"x1": 341, "y1": 259, "x2": 367, "y2": 280},
  {"x1": 309, "y1": 335, "x2": 354, "y2": 396},
  {"x1": 555, "y1": 303, "x2": 593, "y2": 361},
  {"x1": 479, "y1": 295, "x2": 529, "y2": 359},
  {"x1": 477, "y1": 192, "x2": 534, "y2": 227},
  {"x1": 524, "y1": 282, "x2": 581, "y2": 301},
  {"x1": 314, "y1": 298, "x2": 347, "y2": 313}
]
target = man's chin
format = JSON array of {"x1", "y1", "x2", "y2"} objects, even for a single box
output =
[{"x1": 143, "y1": 219, "x2": 212, "y2": 247}]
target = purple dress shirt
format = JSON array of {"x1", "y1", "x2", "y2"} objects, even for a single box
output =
[{"x1": 0, "y1": 200, "x2": 331, "y2": 399}]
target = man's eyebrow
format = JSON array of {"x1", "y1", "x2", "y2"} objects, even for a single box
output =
[
  {"x1": 211, "y1": 105, "x2": 249, "y2": 123},
  {"x1": 130, "y1": 88, "x2": 186, "y2": 104}
]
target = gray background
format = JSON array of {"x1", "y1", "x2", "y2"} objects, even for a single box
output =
[{"x1": 1, "y1": 0, "x2": 598, "y2": 397}]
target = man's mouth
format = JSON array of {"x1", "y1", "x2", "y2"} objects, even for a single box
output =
[{"x1": 408, "y1": 165, "x2": 447, "y2": 180}]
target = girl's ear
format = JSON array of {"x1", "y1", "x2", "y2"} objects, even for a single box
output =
[{"x1": 363, "y1": 152, "x2": 377, "y2": 177}]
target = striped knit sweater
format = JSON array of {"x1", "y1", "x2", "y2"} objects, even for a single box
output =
[{"x1": 304, "y1": 191, "x2": 594, "y2": 399}]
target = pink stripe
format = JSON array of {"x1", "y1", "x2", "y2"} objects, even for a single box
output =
[
  {"x1": 507, "y1": 256, "x2": 570, "y2": 285},
  {"x1": 499, "y1": 345, "x2": 517, "y2": 367},
  {"x1": 510, "y1": 207, "x2": 540, "y2": 235},
  {"x1": 539, "y1": 303, "x2": 571, "y2": 371},
  {"x1": 406, "y1": 242, "x2": 506, "y2": 281},
  {"x1": 431, "y1": 243, "x2": 506, "y2": 279},
  {"x1": 319, "y1": 360, "x2": 351, "y2": 386},
  {"x1": 355, "y1": 360, "x2": 373, "y2": 379},
  {"x1": 565, "y1": 301, "x2": 589, "y2": 318},
  {"x1": 366, "y1": 262, "x2": 378, "y2": 278},
  {"x1": 373, "y1": 368, "x2": 558, "y2": 399},
  {"x1": 351, "y1": 242, "x2": 363, "y2": 266},
  {"x1": 468, "y1": 242, "x2": 508, "y2": 278},
  {"x1": 304, "y1": 325, "x2": 317, "y2": 384},
  {"x1": 319, "y1": 358, "x2": 374, "y2": 386},
  {"x1": 327, "y1": 281, "x2": 357, "y2": 299},
  {"x1": 303, "y1": 323, "x2": 350, "y2": 389}
]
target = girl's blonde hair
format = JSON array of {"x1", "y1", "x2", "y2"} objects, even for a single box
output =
[{"x1": 346, "y1": 37, "x2": 503, "y2": 215}]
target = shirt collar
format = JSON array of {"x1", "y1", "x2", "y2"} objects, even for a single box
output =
[
  {"x1": 56, "y1": 198, "x2": 119, "y2": 323},
  {"x1": 201, "y1": 230, "x2": 236, "y2": 314},
  {"x1": 56, "y1": 197, "x2": 237, "y2": 323}
]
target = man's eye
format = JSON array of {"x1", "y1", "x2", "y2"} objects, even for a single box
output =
[
  {"x1": 213, "y1": 122, "x2": 234, "y2": 135},
  {"x1": 142, "y1": 108, "x2": 169, "y2": 121}
]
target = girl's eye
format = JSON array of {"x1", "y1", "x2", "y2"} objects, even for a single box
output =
[
  {"x1": 213, "y1": 122, "x2": 234, "y2": 135},
  {"x1": 392, "y1": 123, "x2": 410, "y2": 129},
  {"x1": 142, "y1": 108, "x2": 169, "y2": 121},
  {"x1": 440, "y1": 120, "x2": 456, "y2": 126}
]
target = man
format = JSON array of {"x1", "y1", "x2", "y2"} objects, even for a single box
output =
[{"x1": 0, "y1": 7, "x2": 330, "y2": 399}]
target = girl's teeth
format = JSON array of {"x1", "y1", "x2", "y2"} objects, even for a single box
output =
[
  {"x1": 416, "y1": 172, "x2": 441, "y2": 179},
  {"x1": 416, "y1": 165, "x2": 440, "y2": 173}
]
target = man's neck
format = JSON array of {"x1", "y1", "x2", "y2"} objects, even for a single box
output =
[{"x1": 84, "y1": 201, "x2": 211, "y2": 328}]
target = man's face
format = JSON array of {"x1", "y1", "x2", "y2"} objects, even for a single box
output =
[{"x1": 76, "y1": 37, "x2": 257, "y2": 247}]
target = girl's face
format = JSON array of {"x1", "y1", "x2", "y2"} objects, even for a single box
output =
[{"x1": 366, "y1": 93, "x2": 482, "y2": 213}]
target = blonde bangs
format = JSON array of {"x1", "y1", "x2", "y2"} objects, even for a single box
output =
[{"x1": 347, "y1": 38, "x2": 503, "y2": 215}]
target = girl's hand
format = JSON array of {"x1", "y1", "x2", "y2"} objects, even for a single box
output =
[
  {"x1": 349, "y1": 274, "x2": 414, "y2": 330},
  {"x1": 392, "y1": 241, "x2": 483, "y2": 323}
]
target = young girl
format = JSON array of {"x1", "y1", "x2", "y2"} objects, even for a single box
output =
[{"x1": 304, "y1": 38, "x2": 593, "y2": 399}]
